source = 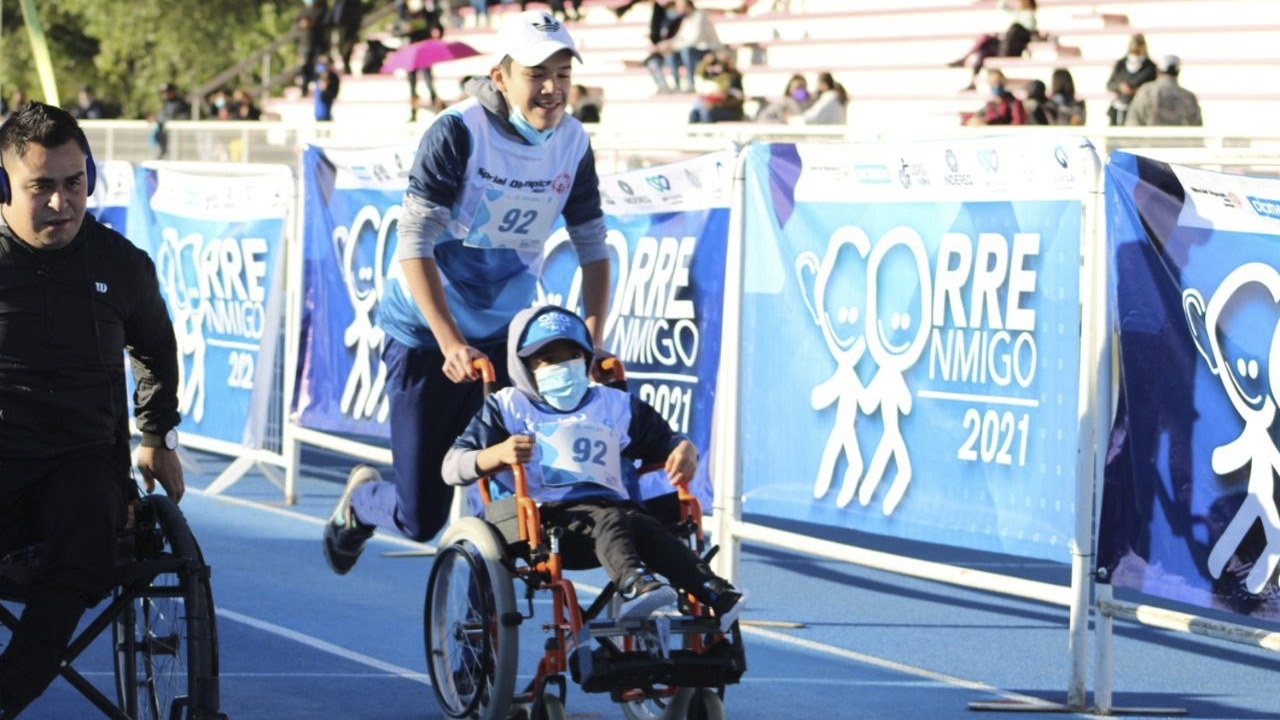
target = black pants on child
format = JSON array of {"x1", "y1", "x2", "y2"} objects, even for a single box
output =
[
  {"x1": 0, "y1": 444, "x2": 129, "y2": 710},
  {"x1": 539, "y1": 497, "x2": 717, "y2": 594}
]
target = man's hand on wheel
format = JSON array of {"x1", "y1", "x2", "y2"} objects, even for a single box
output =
[{"x1": 137, "y1": 446, "x2": 185, "y2": 503}]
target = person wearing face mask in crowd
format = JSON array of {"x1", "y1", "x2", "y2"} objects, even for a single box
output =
[
  {"x1": 1106, "y1": 33, "x2": 1156, "y2": 126},
  {"x1": 755, "y1": 73, "x2": 812, "y2": 123},
  {"x1": 965, "y1": 68, "x2": 1026, "y2": 125},
  {"x1": 442, "y1": 305, "x2": 747, "y2": 625},
  {"x1": 323, "y1": 11, "x2": 614, "y2": 573}
]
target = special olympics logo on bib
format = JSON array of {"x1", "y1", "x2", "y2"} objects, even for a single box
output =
[{"x1": 552, "y1": 173, "x2": 571, "y2": 194}]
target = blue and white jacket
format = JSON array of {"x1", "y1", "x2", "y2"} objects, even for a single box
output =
[{"x1": 378, "y1": 78, "x2": 608, "y2": 349}]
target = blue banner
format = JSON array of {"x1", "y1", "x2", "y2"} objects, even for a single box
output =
[
  {"x1": 126, "y1": 164, "x2": 292, "y2": 448},
  {"x1": 295, "y1": 146, "x2": 730, "y2": 506},
  {"x1": 294, "y1": 144, "x2": 416, "y2": 439},
  {"x1": 736, "y1": 140, "x2": 1090, "y2": 561},
  {"x1": 537, "y1": 153, "x2": 732, "y2": 505},
  {"x1": 87, "y1": 159, "x2": 133, "y2": 234},
  {"x1": 1100, "y1": 151, "x2": 1280, "y2": 620}
]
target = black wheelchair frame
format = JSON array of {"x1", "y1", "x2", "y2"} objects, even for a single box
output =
[{"x1": 0, "y1": 494, "x2": 225, "y2": 720}]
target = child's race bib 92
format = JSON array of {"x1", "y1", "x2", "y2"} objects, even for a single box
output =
[{"x1": 536, "y1": 419, "x2": 623, "y2": 491}]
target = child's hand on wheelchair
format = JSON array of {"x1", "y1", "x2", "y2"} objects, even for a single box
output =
[
  {"x1": 665, "y1": 439, "x2": 698, "y2": 487},
  {"x1": 496, "y1": 434, "x2": 536, "y2": 466}
]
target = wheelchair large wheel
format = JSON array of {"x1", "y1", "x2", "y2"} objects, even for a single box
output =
[
  {"x1": 113, "y1": 495, "x2": 220, "y2": 720},
  {"x1": 425, "y1": 517, "x2": 519, "y2": 720}
]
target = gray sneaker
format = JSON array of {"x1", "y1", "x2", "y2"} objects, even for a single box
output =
[{"x1": 323, "y1": 465, "x2": 380, "y2": 574}]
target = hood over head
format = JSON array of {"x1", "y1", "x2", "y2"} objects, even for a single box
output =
[{"x1": 506, "y1": 304, "x2": 595, "y2": 403}]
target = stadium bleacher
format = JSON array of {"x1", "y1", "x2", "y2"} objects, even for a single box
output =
[{"x1": 263, "y1": 0, "x2": 1278, "y2": 134}]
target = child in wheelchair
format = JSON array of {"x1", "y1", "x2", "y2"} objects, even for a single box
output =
[{"x1": 442, "y1": 304, "x2": 745, "y2": 630}]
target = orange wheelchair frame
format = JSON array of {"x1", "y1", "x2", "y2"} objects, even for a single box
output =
[{"x1": 422, "y1": 358, "x2": 745, "y2": 720}]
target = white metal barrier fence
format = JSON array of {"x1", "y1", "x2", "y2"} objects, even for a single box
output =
[{"x1": 88, "y1": 119, "x2": 1280, "y2": 715}]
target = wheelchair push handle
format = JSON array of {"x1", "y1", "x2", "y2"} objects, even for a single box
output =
[{"x1": 472, "y1": 357, "x2": 497, "y2": 396}]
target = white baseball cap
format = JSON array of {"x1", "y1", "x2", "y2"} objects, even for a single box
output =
[
  {"x1": 1157, "y1": 54, "x2": 1181, "y2": 73},
  {"x1": 494, "y1": 11, "x2": 582, "y2": 67}
]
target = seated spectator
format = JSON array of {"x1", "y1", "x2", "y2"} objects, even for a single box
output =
[
  {"x1": 795, "y1": 72, "x2": 847, "y2": 125},
  {"x1": 207, "y1": 90, "x2": 233, "y2": 120},
  {"x1": 73, "y1": 85, "x2": 106, "y2": 120},
  {"x1": 1048, "y1": 68, "x2": 1085, "y2": 126},
  {"x1": 232, "y1": 89, "x2": 262, "y2": 120},
  {"x1": 950, "y1": 0, "x2": 1038, "y2": 91},
  {"x1": 568, "y1": 84, "x2": 601, "y2": 123},
  {"x1": 688, "y1": 47, "x2": 744, "y2": 123},
  {"x1": 965, "y1": 69, "x2": 1026, "y2": 125},
  {"x1": 1106, "y1": 33, "x2": 1156, "y2": 126},
  {"x1": 755, "y1": 73, "x2": 812, "y2": 123},
  {"x1": 1125, "y1": 55, "x2": 1202, "y2": 127},
  {"x1": 1022, "y1": 79, "x2": 1051, "y2": 125}
]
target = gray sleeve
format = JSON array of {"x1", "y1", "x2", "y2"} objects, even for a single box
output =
[
  {"x1": 567, "y1": 215, "x2": 609, "y2": 265},
  {"x1": 442, "y1": 447, "x2": 484, "y2": 486},
  {"x1": 396, "y1": 193, "x2": 453, "y2": 261}
]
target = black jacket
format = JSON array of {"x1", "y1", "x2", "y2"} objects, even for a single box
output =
[{"x1": 0, "y1": 213, "x2": 179, "y2": 458}]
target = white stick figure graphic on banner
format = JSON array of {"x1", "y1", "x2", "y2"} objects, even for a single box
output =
[
  {"x1": 859, "y1": 227, "x2": 932, "y2": 515},
  {"x1": 799, "y1": 225, "x2": 932, "y2": 516},
  {"x1": 1184, "y1": 262, "x2": 1280, "y2": 594},
  {"x1": 335, "y1": 205, "x2": 395, "y2": 423},
  {"x1": 796, "y1": 226, "x2": 871, "y2": 508},
  {"x1": 157, "y1": 227, "x2": 207, "y2": 423}
]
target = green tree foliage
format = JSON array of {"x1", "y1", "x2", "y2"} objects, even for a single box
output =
[{"x1": 0, "y1": 0, "x2": 299, "y2": 118}]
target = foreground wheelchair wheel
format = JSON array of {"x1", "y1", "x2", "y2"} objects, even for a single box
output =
[
  {"x1": 113, "y1": 495, "x2": 220, "y2": 720},
  {"x1": 425, "y1": 517, "x2": 519, "y2": 720}
]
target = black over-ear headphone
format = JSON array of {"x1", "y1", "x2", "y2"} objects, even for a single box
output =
[{"x1": 0, "y1": 108, "x2": 97, "y2": 205}]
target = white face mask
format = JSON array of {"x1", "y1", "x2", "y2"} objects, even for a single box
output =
[{"x1": 533, "y1": 357, "x2": 589, "y2": 411}]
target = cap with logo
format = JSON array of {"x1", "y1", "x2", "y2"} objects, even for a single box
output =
[
  {"x1": 1157, "y1": 54, "x2": 1181, "y2": 73},
  {"x1": 518, "y1": 306, "x2": 594, "y2": 359},
  {"x1": 495, "y1": 10, "x2": 583, "y2": 67}
]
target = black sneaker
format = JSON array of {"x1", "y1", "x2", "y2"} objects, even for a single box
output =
[
  {"x1": 323, "y1": 465, "x2": 379, "y2": 574},
  {"x1": 617, "y1": 570, "x2": 677, "y2": 619},
  {"x1": 701, "y1": 579, "x2": 747, "y2": 632}
]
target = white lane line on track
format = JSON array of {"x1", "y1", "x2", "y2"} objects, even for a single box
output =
[
  {"x1": 189, "y1": 487, "x2": 435, "y2": 552},
  {"x1": 216, "y1": 608, "x2": 431, "y2": 685},
  {"x1": 737, "y1": 625, "x2": 1065, "y2": 708},
  {"x1": 196, "y1": 488, "x2": 1080, "y2": 711}
]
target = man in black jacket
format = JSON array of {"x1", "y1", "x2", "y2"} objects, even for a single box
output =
[{"x1": 0, "y1": 101, "x2": 183, "y2": 712}]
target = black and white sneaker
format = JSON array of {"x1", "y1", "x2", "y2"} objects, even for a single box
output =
[
  {"x1": 323, "y1": 465, "x2": 380, "y2": 575},
  {"x1": 617, "y1": 570, "x2": 678, "y2": 620}
]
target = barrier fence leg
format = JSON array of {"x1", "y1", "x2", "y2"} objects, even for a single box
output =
[{"x1": 1095, "y1": 581, "x2": 1114, "y2": 716}]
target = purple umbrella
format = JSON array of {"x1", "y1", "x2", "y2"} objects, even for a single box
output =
[{"x1": 381, "y1": 40, "x2": 481, "y2": 73}]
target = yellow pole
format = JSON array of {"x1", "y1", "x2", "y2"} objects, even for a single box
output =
[{"x1": 19, "y1": 0, "x2": 59, "y2": 106}]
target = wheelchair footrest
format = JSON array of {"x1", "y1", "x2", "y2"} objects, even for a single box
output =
[{"x1": 570, "y1": 638, "x2": 746, "y2": 698}]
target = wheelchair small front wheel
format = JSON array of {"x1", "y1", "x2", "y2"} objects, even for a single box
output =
[
  {"x1": 531, "y1": 692, "x2": 566, "y2": 720},
  {"x1": 684, "y1": 688, "x2": 725, "y2": 720},
  {"x1": 424, "y1": 517, "x2": 518, "y2": 720},
  {"x1": 622, "y1": 688, "x2": 695, "y2": 720}
]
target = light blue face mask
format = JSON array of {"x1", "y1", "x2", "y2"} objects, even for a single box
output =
[
  {"x1": 508, "y1": 104, "x2": 557, "y2": 146},
  {"x1": 534, "y1": 357, "x2": 589, "y2": 411}
]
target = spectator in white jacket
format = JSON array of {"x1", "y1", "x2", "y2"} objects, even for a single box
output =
[{"x1": 794, "y1": 72, "x2": 847, "y2": 125}]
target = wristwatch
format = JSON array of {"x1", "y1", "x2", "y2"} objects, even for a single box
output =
[{"x1": 141, "y1": 428, "x2": 179, "y2": 450}]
